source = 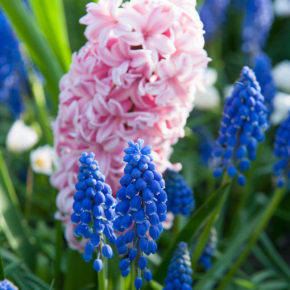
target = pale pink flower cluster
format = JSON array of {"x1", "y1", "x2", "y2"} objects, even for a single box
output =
[{"x1": 51, "y1": 0, "x2": 208, "y2": 249}]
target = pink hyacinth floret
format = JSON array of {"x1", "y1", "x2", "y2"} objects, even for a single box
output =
[{"x1": 51, "y1": 0, "x2": 208, "y2": 250}]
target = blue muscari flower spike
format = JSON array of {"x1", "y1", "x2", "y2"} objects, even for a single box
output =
[
  {"x1": 113, "y1": 139, "x2": 167, "y2": 289},
  {"x1": 0, "y1": 279, "x2": 18, "y2": 290},
  {"x1": 253, "y1": 52, "x2": 276, "y2": 115},
  {"x1": 199, "y1": 0, "x2": 230, "y2": 42},
  {"x1": 164, "y1": 169, "x2": 195, "y2": 216},
  {"x1": 241, "y1": 0, "x2": 273, "y2": 53},
  {"x1": 198, "y1": 228, "x2": 217, "y2": 270},
  {"x1": 212, "y1": 66, "x2": 269, "y2": 186},
  {"x1": 71, "y1": 152, "x2": 117, "y2": 272},
  {"x1": 273, "y1": 112, "x2": 290, "y2": 188},
  {"x1": 0, "y1": 9, "x2": 29, "y2": 118},
  {"x1": 164, "y1": 242, "x2": 193, "y2": 290}
]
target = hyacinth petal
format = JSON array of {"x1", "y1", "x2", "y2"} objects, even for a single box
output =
[{"x1": 52, "y1": 0, "x2": 208, "y2": 250}]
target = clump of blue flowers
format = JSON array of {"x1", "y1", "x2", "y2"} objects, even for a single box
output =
[
  {"x1": 71, "y1": 152, "x2": 116, "y2": 272},
  {"x1": 273, "y1": 113, "x2": 290, "y2": 188},
  {"x1": 0, "y1": 279, "x2": 18, "y2": 290},
  {"x1": 164, "y1": 169, "x2": 195, "y2": 216},
  {"x1": 253, "y1": 52, "x2": 276, "y2": 114},
  {"x1": 198, "y1": 228, "x2": 217, "y2": 270},
  {"x1": 113, "y1": 139, "x2": 167, "y2": 289},
  {"x1": 199, "y1": 0, "x2": 230, "y2": 42},
  {"x1": 241, "y1": 0, "x2": 273, "y2": 53},
  {"x1": 213, "y1": 66, "x2": 269, "y2": 186},
  {"x1": 164, "y1": 242, "x2": 193, "y2": 290},
  {"x1": 0, "y1": 9, "x2": 29, "y2": 118}
]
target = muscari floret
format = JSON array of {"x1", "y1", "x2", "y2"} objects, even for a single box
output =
[
  {"x1": 0, "y1": 279, "x2": 18, "y2": 290},
  {"x1": 273, "y1": 112, "x2": 290, "y2": 187},
  {"x1": 164, "y1": 169, "x2": 195, "y2": 216},
  {"x1": 212, "y1": 66, "x2": 269, "y2": 186},
  {"x1": 253, "y1": 51, "x2": 276, "y2": 114},
  {"x1": 113, "y1": 139, "x2": 167, "y2": 289},
  {"x1": 164, "y1": 242, "x2": 193, "y2": 290},
  {"x1": 198, "y1": 228, "x2": 217, "y2": 270},
  {"x1": 71, "y1": 152, "x2": 116, "y2": 272}
]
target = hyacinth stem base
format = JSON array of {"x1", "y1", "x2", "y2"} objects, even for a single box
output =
[{"x1": 217, "y1": 187, "x2": 285, "y2": 290}]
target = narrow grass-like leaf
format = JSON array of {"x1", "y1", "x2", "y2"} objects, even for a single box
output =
[
  {"x1": 191, "y1": 185, "x2": 229, "y2": 267},
  {"x1": 153, "y1": 183, "x2": 230, "y2": 283},
  {"x1": 259, "y1": 233, "x2": 290, "y2": 281},
  {"x1": 0, "y1": 151, "x2": 19, "y2": 207},
  {"x1": 217, "y1": 188, "x2": 285, "y2": 290},
  {"x1": 149, "y1": 280, "x2": 163, "y2": 290},
  {"x1": 30, "y1": 77, "x2": 53, "y2": 144},
  {"x1": 0, "y1": 184, "x2": 36, "y2": 270},
  {"x1": 29, "y1": 0, "x2": 71, "y2": 71},
  {"x1": 194, "y1": 213, "x2": 260, "y2": 290}
]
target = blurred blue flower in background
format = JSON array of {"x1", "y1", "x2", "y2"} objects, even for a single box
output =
[
  {"x1": 241, "y1": 0, "x2": 274, "y2": 53},
  {"x1": 253, "y1": 51, "x2": 277, "y2": 115},
  {"x1": 212, "y1": 67, "x2": 269, "y2": 185},
  {"x1": 199, "y1": 0, "x2": 230, "y2": 42},
  {"x1": 273, "y1": 112, "x2": 290, "y2": 187},
  {"x1": 0, "y1": 8, "x2": 29, "y2": 118},
  {"x1": 164, "y1": 242, "x2": 193, "y2": 290},
  {"x1": 164, "y1": 169, "x2": 195, "y2": 216},
  {"x1": 198, "y1": 228, "x2": 217, "y2": 270},
  {"x1": 71, "y1": 152, "x2": 116, "y2": 272}
]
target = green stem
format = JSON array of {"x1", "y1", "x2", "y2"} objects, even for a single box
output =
[
  {"x1": 0, "y1": 254, "x2": 5, "y2": 281},
  {"x1": 217, "y1": 187, "x2": 285, "y2": 290},
  {"x1": 173, "y1": 215, "x2": 180, "y2": 239},
  {"x1": 131, "y1": 264, "x2": 136, "y2": 290},
  {"x1": 98, "y1": 266, "x2": 106, "y2": 290}
]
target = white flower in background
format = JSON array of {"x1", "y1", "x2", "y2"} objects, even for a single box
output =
[
  {"x1": 271, "y1": 92, "x2": 290, "y2": 125},
  {"x1": 30, "y1": 145, "x2": 55, "y2": 175},
  {"x1": 273, "y1": 61, "x2": 290, "y2": 93},
  {"x1": 6, "y1": 120, "x2": 38, "y2": 152},
  {"x1": 274, "y1": 0, "x2": 290, "y2": 17},
  {"x1": 195, "y1": 68, "x2": 220, "y2": 110}
]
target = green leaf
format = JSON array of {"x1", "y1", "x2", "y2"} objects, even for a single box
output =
[
  {"x1": 0, "y1": 0, "x2": 64, "y2": 110},
  {"x1": 149, "y1": 280, "x2": 163, "y2": 290},
  {"x1": 217, "y1": 188, "x2": 285, "y2": 290},
  {"x1": 191, "y1": 184, "x2": 229, "y2": 267},
  {"x1": 0, "y1": 183, "x2": 36, "y2": 270},
  {"x1": 153, "y1": 183, "x2": 230, "y2": 283},
  {"x1": 259, "y1": 233, "x2": 290, "y2": 282},
  {"x1": 28, "y1": 0, "x2": 71, "y2": 71},
  {"x1": 194, "y1": 213, "x2": 260, "y2": 290}
]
